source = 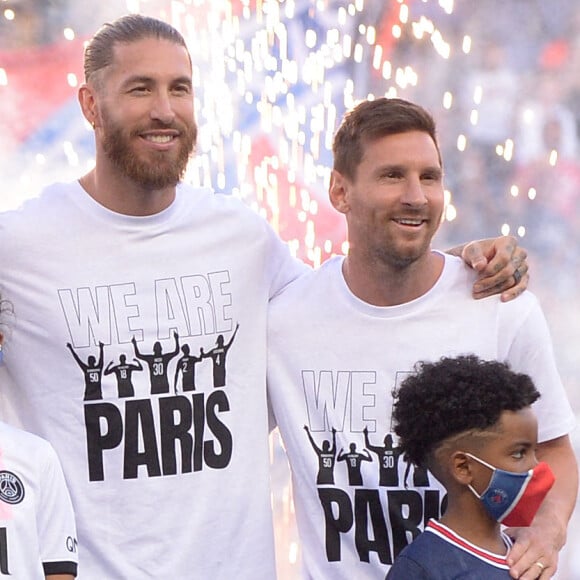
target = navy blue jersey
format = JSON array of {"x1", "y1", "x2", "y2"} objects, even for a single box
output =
[{"x1": 386, "y1": 519, "x2": 512, "y2": 579}]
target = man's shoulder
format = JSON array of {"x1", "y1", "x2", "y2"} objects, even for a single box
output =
[
  {"x1": 178, "y1": 184, "x2": 255, "y2": 215},
  {"x1": 177, "y1": 185, "x2": 276, "y2": 238},
  {"x1": 440, "y1": 253, "x2": 540, "y2": 312},
  {"x1": 270, "y1": 256, "x2": 341, "y2": 304},
  {"x1": 0, "y1": 181, "x2": 77, "y2": 228}
]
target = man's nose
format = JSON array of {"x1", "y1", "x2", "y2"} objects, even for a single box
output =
[
  {"x1": 401, "y1": 177, "x2": 428, "y2": 206},
  {"x1": 150, "y1": 91, "x2": 175, "y2": 124}
]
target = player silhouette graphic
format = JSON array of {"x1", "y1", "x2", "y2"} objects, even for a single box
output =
[
  {"x1": 201, "y1": 323, "x2": 239, "y2": 388},
  {"x1": 104, "y1": 354, "x2": 143, "y2": 398},
  {"x1": 132, "y1": 332, "x2": 180, "y2": 394},
  {"x1": 66, "y1": 341, "x2": 105, "y2": 401},
  {"x1": 337, "y1": 442, "x2": 372, "y2": 486},
  {"x1": 363, "y1": 428, "x2": 405, "y2": 487},
  {"x1": 403, "y1": 459, "x2": 430, "y2": 488},
  {"x1": 304, "y1": 425, "x2": 337, "y2": 485},
  {"x1": 174, "y1": 344, "x2": 205, "y2": 393}
]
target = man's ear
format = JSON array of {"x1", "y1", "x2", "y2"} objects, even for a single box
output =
[
  {"x1": 329, "y1": 170, "x2": 350, "y2": 214},
  {"x1": 449, "y1": 451, "x2": 475, "y2": 486},
  {"x1": 78, "y1": 83, "x2": 99, "y2": 129}
]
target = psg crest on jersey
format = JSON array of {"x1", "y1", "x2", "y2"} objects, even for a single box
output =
[{"x1": 0, "y1": 471, "x2": 25, "y2": 504}]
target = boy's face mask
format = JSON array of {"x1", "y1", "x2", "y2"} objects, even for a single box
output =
[{"x1": 464, "y1": 452, "x2": 555, "y2": 527}]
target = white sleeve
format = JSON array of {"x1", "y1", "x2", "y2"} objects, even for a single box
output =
[
  {"x1": 501, "y1": 297, "x2": 577, "y2": 443},
  {"x1": 262, "y1": 219, "x2": 311, "y2": 300},
  {"x1": 37, "y1": 443, "x2": 79, "y2": 577}
]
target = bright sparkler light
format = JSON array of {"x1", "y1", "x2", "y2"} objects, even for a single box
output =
[
  {"x1": 0, "y1": 0, "x2": 555, "y2": 263},
  {"x1": 431, "y1": 29, "x2": 450, "y2": 59},
  {"x1": 382, "y1": 60, "x2": 392, "y2": 80},
  {"x1": 443, "y1": 91, "x2": 453, "y2": 109},
  {"x1": 462, "y1": 35, "x2": 472, "y2": 54},
  {"x1": 445, "y1": 199, "x2": 457, "y2": 222},
  {"x1": 470, "y1": 109, "x2": 478, "y2": 126},
  {"x1": 412, "y1": 16, "x2": 434, "y2": 40},
  {"x1": 439, "y1": 0, "x2": 454, "y2": 15},
  {"x1": 502, "y1": 139, "x2": 514, "y2": 161}
]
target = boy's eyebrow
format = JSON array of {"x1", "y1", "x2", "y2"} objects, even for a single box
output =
[{"x1": 510, "y1": 439, "x2": 535, "y2": 447}]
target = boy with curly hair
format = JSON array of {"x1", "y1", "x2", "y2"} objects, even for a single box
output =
[{"x1": 387, "y1": 355, "x2": 555, "y2": 579}]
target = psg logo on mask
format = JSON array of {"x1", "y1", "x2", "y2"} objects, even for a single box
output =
[
  {"x1": 489, "y1": 488, "x2": 509, "y2": 506},
  {"x1": 0, "y1": 471, "x2": 25, "y2": 505}
]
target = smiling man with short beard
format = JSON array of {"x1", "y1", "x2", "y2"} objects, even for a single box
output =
[
  {"x1": 99, "y1": 105, "x2": 197, "y2": 191},
  {"x1": 266, "y1": 97, "x2": 576, "y2": 580}
]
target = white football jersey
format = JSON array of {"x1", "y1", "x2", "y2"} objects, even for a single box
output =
[{"x1": 0, "y1": 421, "x2": 78, "y2": 578}]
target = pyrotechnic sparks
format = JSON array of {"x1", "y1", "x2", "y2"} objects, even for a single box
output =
[
  {"x1": 2, "y1": 5, "x2": 579, "y2": 573},
  {"x1": 4, "y1": 0, "x2": 543, "y2": 258}
]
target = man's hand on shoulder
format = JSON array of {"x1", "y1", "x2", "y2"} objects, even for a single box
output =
[{"x1": 455, "y1": 235, "x2": 528, "y2": 302}]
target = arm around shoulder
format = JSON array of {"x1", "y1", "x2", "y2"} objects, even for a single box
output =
[
  {"x1": 448, "y1": 235, "x2": 529, "y2": 301},
  {"x1": 534, "y1": 435, "x2": 578, "y2": 544},
  {"x1": 506, "y1": 434, "x2": 578, "y2": 579}
]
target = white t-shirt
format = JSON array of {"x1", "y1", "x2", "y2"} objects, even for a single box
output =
[
  {"x1": 0, "y1": 182, "x2": 307, "y2": 579},
  {"x1": 0, "y1": 421, "x2": 78, "y2": 578},
  {"x1": 267, "y1": 253, "x2": 576, "y2": 580}
]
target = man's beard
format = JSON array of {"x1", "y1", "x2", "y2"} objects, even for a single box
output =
[
  {"x1": 372, "y1": 234, "x2": 434, "y2": 271},
  {"x1": 101, "y1": 115, "x2": 197, "y2": 190}
]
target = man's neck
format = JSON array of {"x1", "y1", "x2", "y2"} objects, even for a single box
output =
[
  {"x1": 78, "y1": 168, "x2": 177, "y2": 217},
  {"x1": 341, "y1": 251, "x2": 444, "y2": 307}
]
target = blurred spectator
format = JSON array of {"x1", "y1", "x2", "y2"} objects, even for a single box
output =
[
  {"x1": 515, "y1": 71, "x2": 578, "y2": 164},
  {"x1": 510, "y1": 69, "x2": 580, "y2": 268},
  {"x1": 462, "y1": 41, "x2": 518, "y2": 186},
  {"x1": 0, "y1": 0, "x2": 69, "y2": 48},
  {"x1": 453, "y1": 41, "x2": 519, "y2": 237}
]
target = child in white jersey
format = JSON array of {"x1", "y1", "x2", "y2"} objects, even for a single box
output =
[
  {"x1": 0, "y1": 298, "x2": 78, "y2": 579},
  {"x1": 387, "y1": 355, "x2": 554, "y2": 579}
]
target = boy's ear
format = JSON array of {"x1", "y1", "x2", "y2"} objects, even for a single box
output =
[
  {"x1": 329, "y1": 170, "x2": 350, "y2": 214},
  {"x1": 449, "y1": 451, "x2": 475, "y2": 485}
]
